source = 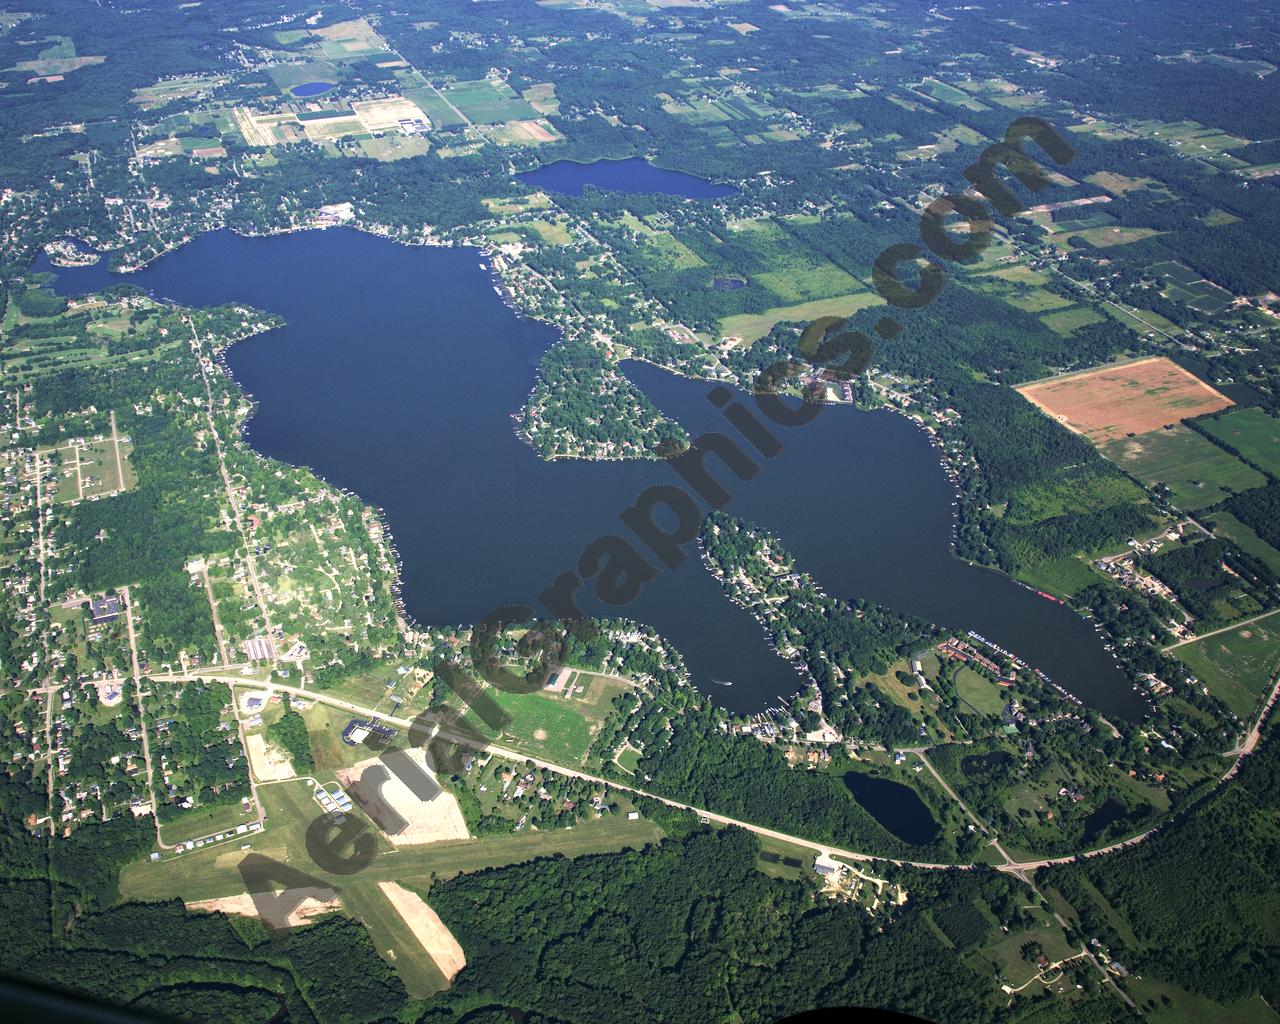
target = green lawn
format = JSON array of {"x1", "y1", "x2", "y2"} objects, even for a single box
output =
[
  {"x1": 1200, "y1": 408, "x2": 1280, "y2": 477},
  {"x1": 1100, "y1": 426, "x2": 1267, "y2": 511},
  {"x1": 1124, "y1": 975, "x2": 1280, "y2": 1024},
  {"x1": 1174, "y1": 610, "x2": 1280, "y2": 718},
  {"x1": 954, "y1": 666, "x2": 1006, "y2": 717},
  {"x1": 485, "y1": 687, "x2": 597, "y2": 766}
]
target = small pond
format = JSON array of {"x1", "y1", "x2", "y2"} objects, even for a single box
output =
[
  {"x1": 292, "y1": 82, "x2": 334, "y2": 98},
  {"x1": 843, "y1": 771, "x2": 940, "y2": 846}
]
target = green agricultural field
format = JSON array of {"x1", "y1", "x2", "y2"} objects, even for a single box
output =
[
  {"x1": 441, "y1": 79, "x2": 536, "y2": 123},
  {"x1": 1200, "y1": 408, "x2": 1280, "y2": 477},
  {"x1": 403, "y1": 85, "x2": 468, "y2": 128},
  {"x1": 1100, "y1": 426, "x2": 1267, "y2": 511},
  {"x1": 1174, "y1": 611, "x2": 1280, "y2": 718},
  {"x1": 1038, "y1": 305, "x2": 1105, "y2": 335},
  {"x1": 1003, "y1": 289, "x2": 1074, "y2": 313},
  {"x1": 720, "y1": 292, "x2": 884, "y2": 345},
  {"x1": 755, "y1": 261, "x2": 863, "y2": 304},
  {"x1": 267, "y1": 61, "x2": 340, "y2": 94}
]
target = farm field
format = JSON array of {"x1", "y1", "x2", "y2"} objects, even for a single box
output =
[
  {"x1": 1198, "y1": 408, "x2": 1280, "y2": 477},
  {"x1": 440, "y1": 79, "x2": 537, "y2": 123},
  {"x1": 1100, "y1": 426, "x2": 1266, "y2": 511},
  {"x1": 1205, "y1": 511, "x2": 1280, "y2": 575},
  {"x1": 1016, "y1": 357, "x2": 1234, "y2": 445},
  {"x1": 1038, "y1": 305, "x2": 1105, "y2": 335},
  {"x1": 720, "y1": 291, "x2": 884, "y2": 345},
  {"x1": 1173, "y1": 611, "x2": 1280, "y2": 719}
]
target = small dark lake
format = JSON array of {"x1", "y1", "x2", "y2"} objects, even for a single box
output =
[
  {"x1": 843, "y1": 771, "x2": 940, "y2": 845},
  {"x1": 515, "y1": 157, "x2": 737, "y2": 198},
  {"x1": 292, "y1": 82, "x2": 334, "y2": 98},
  {"x1": 961, "y1": 750, "x2": 1014, "y2": 777},
  {"x1": 713, "y1": 277, "x2": 746, "y2": 291},
  {"x1": 37, "y1": 229, "x2": 1146, "y2": 720},
  {"x1": 1082, "y1": 797, "x2": 1131, "y2": 843}
]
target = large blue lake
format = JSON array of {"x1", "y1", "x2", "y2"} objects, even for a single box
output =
[
  {"x1": 516, "y1": 157, "x2": 738, "y2": 198},
  {"x1": 39, "y1": 229, "x2": 1145, "y2": 720}
]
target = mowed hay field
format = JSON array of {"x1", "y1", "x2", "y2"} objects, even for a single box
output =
[
  {"x1": 1100, "y1": 426, "x2": 1266, "y2": 511},
  {"x1": 1016, "y1": 357, "x2": 1234, "y2": 445},
  {"x1": 1174, "y1": 610, "x2": 1280, "y2": 718},
  {"x1": 1198, "y1": 407, "x2": 1280, "y2": 477}
]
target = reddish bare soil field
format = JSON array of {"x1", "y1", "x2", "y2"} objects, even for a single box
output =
[{"x1": 1016, "y1": 356, "x2": 1233, "y2": 444}]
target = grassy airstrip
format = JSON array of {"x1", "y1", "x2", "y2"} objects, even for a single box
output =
[
  {"x1": 121, "y1": 777, "x2": 663, "y2": 996},
  {"x1": 122, "y1": 779, "x2": 662, "y2": 904}
]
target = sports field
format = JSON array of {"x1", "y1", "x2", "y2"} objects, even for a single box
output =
[
  {"x1": 1174, "y1": 610, "x2": 1280, "y2": 719},
  {"x1": 1198, "y1": 407, "x2": 1280, "y2": 477},
  {"x1": 1100, "y1": 426, "x2": 1266, "y2": 511},
  {"x1": 1016, "y1": 357, "x2": 1234, "y2": 445}
]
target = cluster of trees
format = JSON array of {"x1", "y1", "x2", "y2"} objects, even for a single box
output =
[
  {"x1": 1224, "y1": 482, "x2": 1280, "y2": 550},
  {"x1": 152, "y1": 681, "x2": 248, "y2": 815},
  {"x1": 265, "y1": 697, "x2": 315, "y2": 777}
]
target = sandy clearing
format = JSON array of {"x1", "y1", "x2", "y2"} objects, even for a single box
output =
[
  {"x1": 353, "y1": 96, "x2": 429, "y2": 132},
  {"x1": 246, "y1": 733, "x2": 297, "y2": 783},
  {"x1": 186, "y1": 887, "x2": 341, "y2": 928},
  {"x1": 338, "y1": 749, "x2": 470, "y2": 846},
  {"x1": 377, "y1": 882, "x2": 466, "y2": 982}
]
